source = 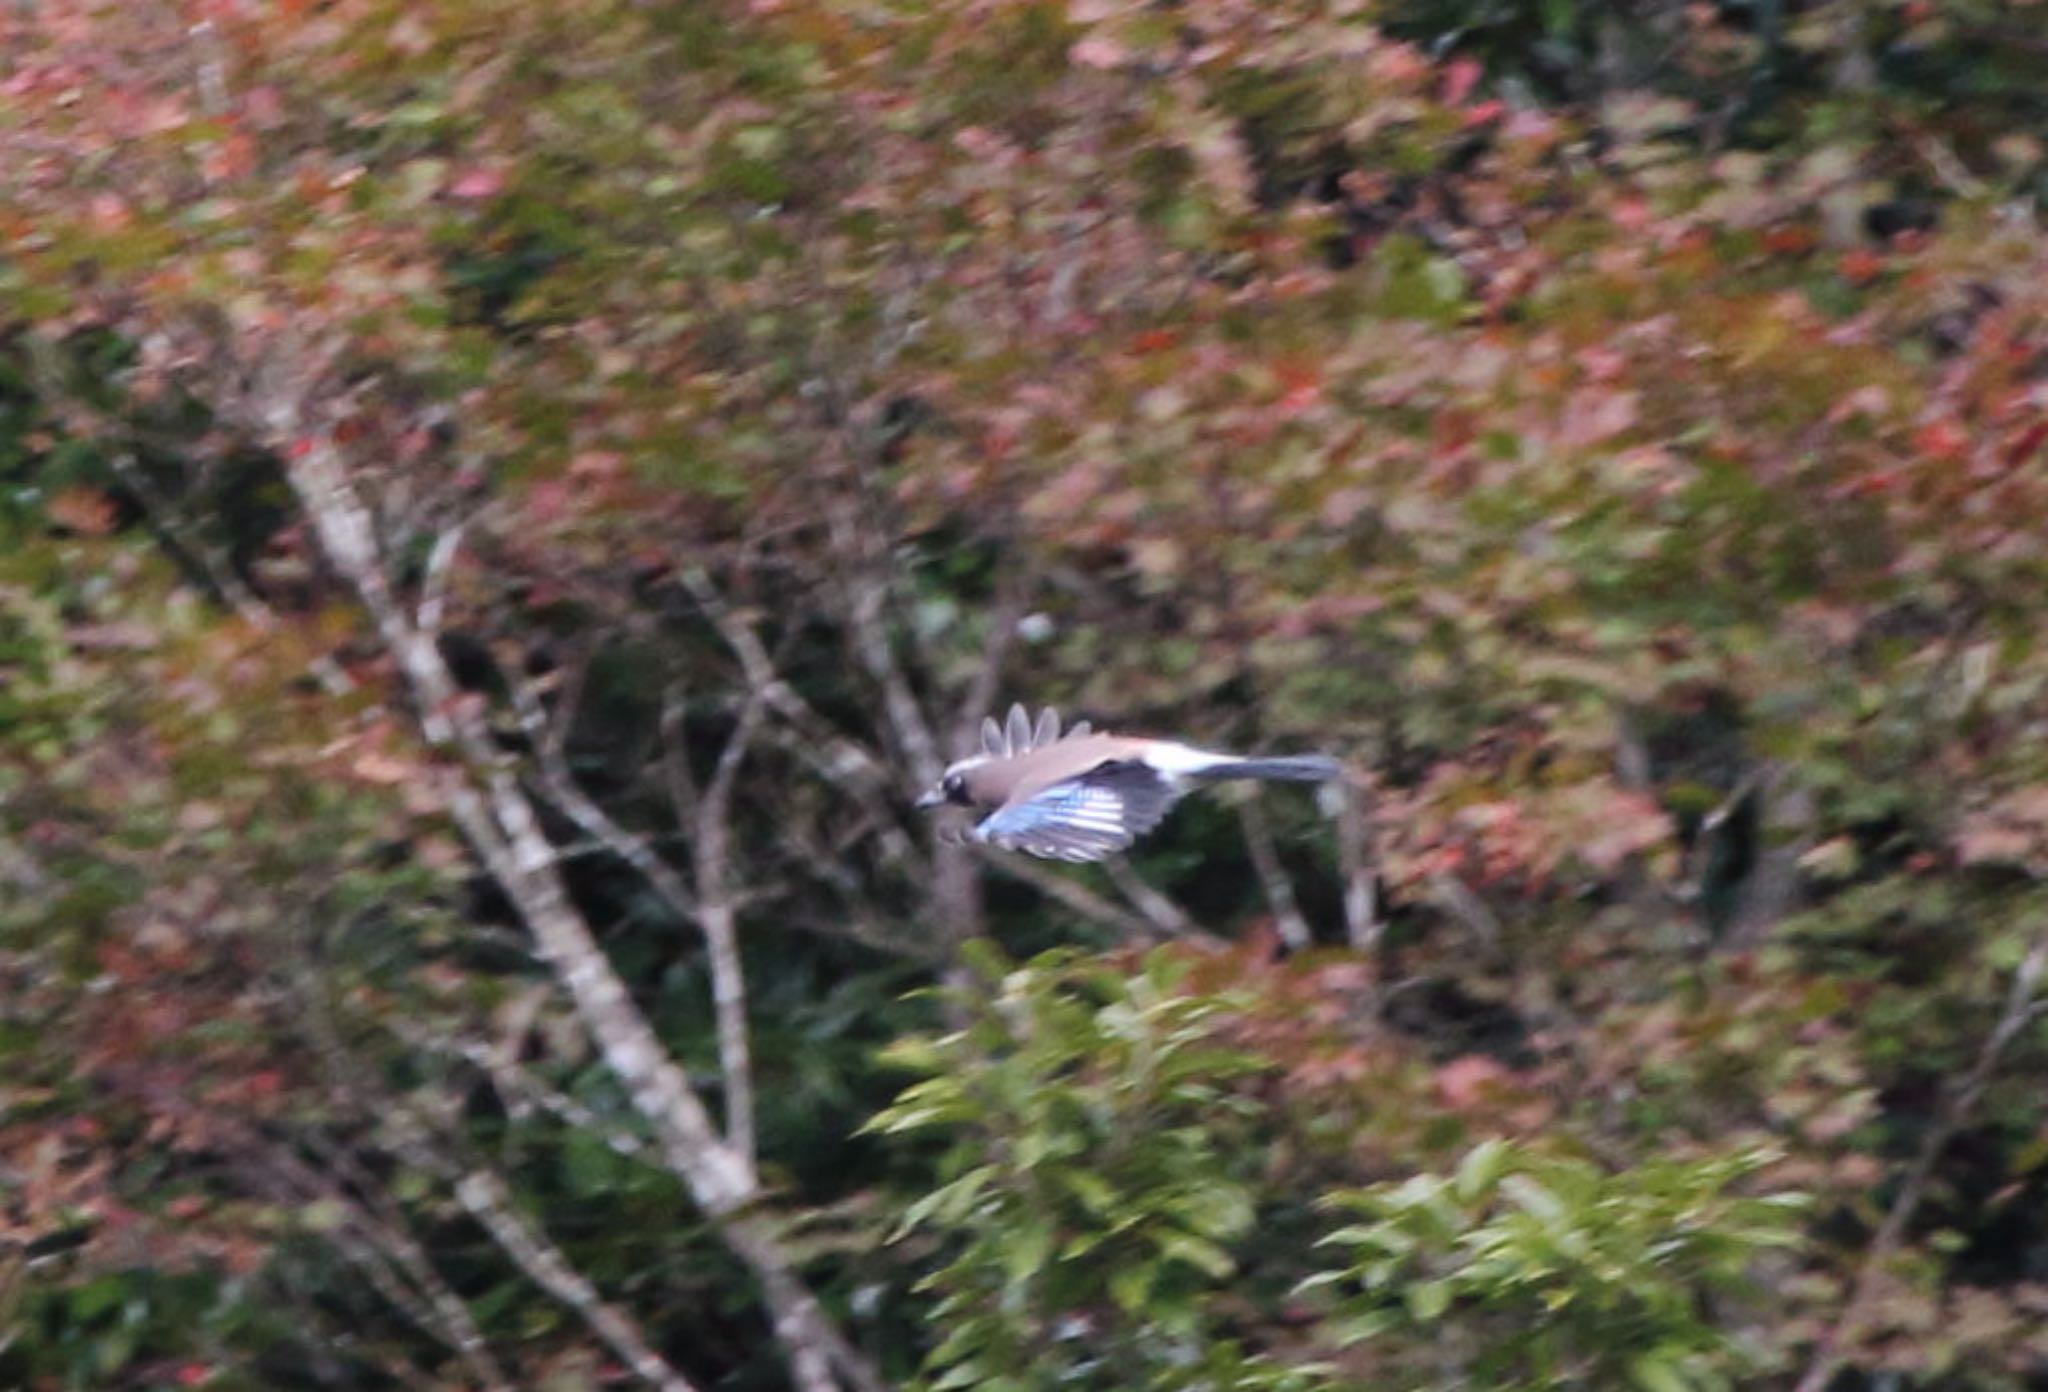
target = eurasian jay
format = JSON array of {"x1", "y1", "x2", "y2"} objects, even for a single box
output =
[{"x1": 915, "y1": 704, "x2": 1342, "y2": 862}]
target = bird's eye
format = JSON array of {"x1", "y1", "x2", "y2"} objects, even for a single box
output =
[{"x1": 942, "y1": 774, "x2": 964, "y2": 798}]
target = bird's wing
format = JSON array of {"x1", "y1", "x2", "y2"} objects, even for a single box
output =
[{"x1": 974, "y1": 759, "x2": 1183, "y2": 862}]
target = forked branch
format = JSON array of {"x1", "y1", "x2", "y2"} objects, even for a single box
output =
[
  {"x1": 256, "y1": 371, "x2": 876, "y2": 1392},
  {"x1": 1793, "y1": 924, "x2": 2048, "y2": 1392}
]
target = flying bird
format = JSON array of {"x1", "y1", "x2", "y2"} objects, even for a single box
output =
[{"x1": 915, "y1": 704, "x2": 1342, "y2": 862}]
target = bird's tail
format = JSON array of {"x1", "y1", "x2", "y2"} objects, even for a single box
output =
[{"x1": 1192, "y1": 754, "x2": 1344, "y2": 784}]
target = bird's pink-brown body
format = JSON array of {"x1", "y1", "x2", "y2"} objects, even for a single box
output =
[{"x1": 917, "y1": 705, "x2": 1341, "y2": 862}]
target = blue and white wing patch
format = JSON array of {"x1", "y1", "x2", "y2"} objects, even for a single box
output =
[{"x1": 974, "y1": 761, "x2": 1181, "y2": 863}]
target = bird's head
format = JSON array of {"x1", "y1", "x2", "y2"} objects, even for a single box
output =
[{"x1": 915, "y1": 755, "x2": 988, "y2": 811}]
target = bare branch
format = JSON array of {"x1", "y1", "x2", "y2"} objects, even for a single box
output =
[
  {"x1": 539, "y1": 665, "x2": 761, "y2": 1165},
  {"x1": 508, "y1": 675, "x2": 699, "y2": 923},
  {"x1": 1238, "y1": 796, "x2": 1311, "y2": 951},
  {"x1": 685, "y1": 571, "x2": 903, "y2": 806},
  {"x1": 954, "y1": 561, "x2": 1039, "y2": 745},
  {"x1": 1429, "y1": 871, "x2": 1503, "y2": 957},
  {"x1": 24, "y1": 332, "x2": 356, "y2": 696},
  {"x1": 511, "y1": 667, "x2": 761, "y2": 1166},
  {"x1": 688, "y1": 678, "x2": 769, "y2": 1168},
  {"x1": 687, "y1": 577, "x2": 925, "y2": 891},
  {"x1": 453, "y1": 1165, "x2": 701, "y2": 1392},
  {"x1": 355, "y1": 1084, "x2": 699, "y2": 1392},
  {"x1": 396, "y1": 1025, "x2": 654, "y2": 1162},
  {"x1": 825, "y1": 494, "x2": 940, "y2": 786},
  {"x1": 660, "y1": 683, "x2": 706, "y2": 822},
  {"x1": 778, "y1": 818, "x2": 947, "y2": 962},
  {"x1": 1793, "y1": 924, "x2": 2048, "y2": 1392},
  {"x1": 417, "y1": 520, "x2": 468, "y2": 635},
  {"x1": 704, "y1": 679, "x2": 769, "y2": 824},
  {"x1": 264, "y1": 387, "x2": 872, "y2": 1392},
  {"x1": 186, "y1": 15, "x2": 230, "y2": 118},
  {"x1": 237, "y1": 1133, "x2": 513, "y2": 1392},
  {"x1": 332, "y1": 1218, "x2": 511, "y2": 1391},
  {"x1": 974, "y1": 845, "x2": 1158, "y2": 941},
  {"x1": 813, "y1": 483, "x2": 987, "y2": 970},
  {"x1": 1334, "y1": 779, "x2": 1382, "y2": 955},
  {"x1": 1103, "y1": 858, "x2": 1196, "y2": 937}
]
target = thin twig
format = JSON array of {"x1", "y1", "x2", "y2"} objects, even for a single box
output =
[
  {"x1": 417, "y1": 520, "x2": 468, "y2": 635},
  {"x1": 341, "y1": 1063, "x2": 684, "y2": 1392},
  {"x1": 1334, "y1": 779, "x2": 1382, "y2": 955},
  {"x1": 689, "y1": 679, "x2": 770, "y2": 1168},
  {"x1": 1238, "y1": 796, "x2": 1312, "y2": 950},
  {"x1": 262, "y1": 374, "x2": 873, "y2": 1392},
  {"x1": 20, "y1": 338, "x2": 355, "y2": 697},
  {"x1": 825, "y1": 493, "x2": 940, "y2": 786},
  {"x1": 954, "y1": 561, "x2": 1038, "y2": 745},
  {"x1": 511, "y1": 673, "x2": 698, "y2": 912},
  {"x1": 452, "y1": 1164, "x2": 701, "y2": 1392},
  {"x1": 396, "y1": 1026, "x2": 654, "y2": 1161},
  {"x1": 974, "y1": 845, "x2": 1158, "y2": 940},
  {"x1": 187, "y1": 15, "x2": 230, "y2": 118},
  {"x1": 514, "y1": 663, "x2": 760, "y2": 1176},
  {"x1": 235, "y1": 1132, "x2": 513, "y2": 1392},
  {"x1": 1429, "y1": 871, "x2": 1503, "y2": 957},
  {"x1": 1103, "y1": 858, "x2": 1195, "y2": 937},
  {"x1": 684, "y1": 572, "x2": 903, "y2": 807},
  {"x1": 1793, "y1": 925, "x2": 2048, "y2": 1392}
]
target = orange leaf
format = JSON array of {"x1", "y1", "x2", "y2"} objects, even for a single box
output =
[
  {"x1": 1436, "y1": 1054, "x2": 1510, "y2": 1110},
  {"x1": 46, "y1": 486, "x2": 118, "y2": 536}
]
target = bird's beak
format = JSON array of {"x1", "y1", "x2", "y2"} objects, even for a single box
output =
[{"x1": 914, "y1": 789, "x2": 944, "y2": 811}]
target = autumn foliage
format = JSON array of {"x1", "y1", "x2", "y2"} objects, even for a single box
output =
[{"x1": 3, "y1": 0, "x2": 2048, "y2": 1388}]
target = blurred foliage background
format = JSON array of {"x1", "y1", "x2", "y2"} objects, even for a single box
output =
[{"x1": 3, "y1": 0, "x2": 2048, "y2": 1388}]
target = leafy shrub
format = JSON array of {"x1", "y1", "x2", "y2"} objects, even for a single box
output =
[
  {"x1": 870, "y1": 945, "x2": 1316, "y2": 1392},
  {"x1": 1307, "y1": 1141, "x2": 1806, "y2": 1391}
]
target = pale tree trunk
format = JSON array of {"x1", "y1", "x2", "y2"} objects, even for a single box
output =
[{"x1": 262, "y1": 388, "x2": 879, "y2": 1392}]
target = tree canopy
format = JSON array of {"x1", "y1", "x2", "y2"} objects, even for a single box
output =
[{"x1": 2, "y1": 1, "x2": 2047, "y2": 1388}]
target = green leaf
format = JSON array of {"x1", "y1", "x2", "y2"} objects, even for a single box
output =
[
  {"x1": 1629, "y1": 1352, "x2": 1696, "y2": 1392},
  {"x1": 1501, "y1": 1173, "x2": 1567, "y2": 1224},
  {"x1": 1057, "y1": 1167, "x2": 1119, "y2": 1216},
  {"x1": 1109, "y1": 1260, "x2": 1157, "y2": 1314},
  {"x1": 1405, "y1": 1279, "x2": 1453, "y2": 1322},
  {"x1": 1003, "y1": 1220, "x2": 1054, "y2": 1287},
  {"x1": 561, "y1": 1127, "x2": 618, "y2": 1198},
  {"x1": 1326, "y1": 1309, "x2": 1398, "y2": 1347},
  {"x1": 1158, "y1": 1231, "x2": 1236, "y2": 1280},
  {"x1": 1455, "y1": 1138, "x2": 1513, "y2": 1204}
]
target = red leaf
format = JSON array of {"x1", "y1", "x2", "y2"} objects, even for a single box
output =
[
  {"x1": 1436, "y1": 1054, "x2": 1510, "y2": 1110},
  {"x1": 2003, "y1": 420, "x2": 2048, "y2": 470},
  {"x1": 1913, "y1": 418, "x2": 1969, "y2": 463},
  {"x1": 1069, "y1": 35, "x2": 1125, "y2": 69},
  {"x1": 448, "y1": 166, "x2": 505, "y2": 200},
  {"x1": 1441, "y1": 57, "x2": 1483, "y2": 106},
  {"x1": 1764, "y1": 224, "x2": 1817, "y2": 256}
]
